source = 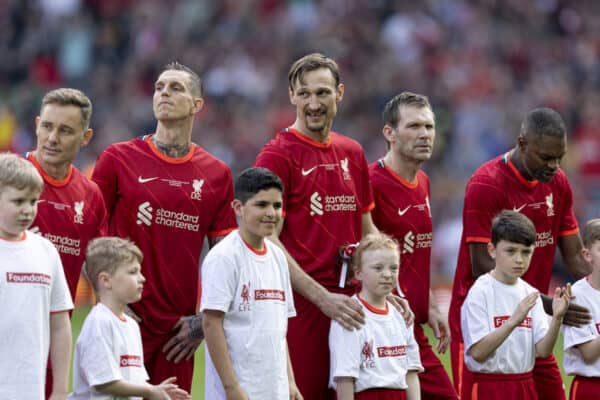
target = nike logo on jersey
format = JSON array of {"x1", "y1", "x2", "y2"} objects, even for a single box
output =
[
  {"x1": 138, "y1": 176, "x2": 159, "y2": 183},
  {"x1": 398, "y1": 206, "x2": 411, "y2": 216},
  {"x1": 513, "y1": 204, "x2": 527, "y2": 212},
  {"x1": 301, "y1": 166, "x2": 318, "y2": 176}
]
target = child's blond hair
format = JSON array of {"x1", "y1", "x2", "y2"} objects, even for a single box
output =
[
  {"x1": 84, "y1": 237, "x2": 143, "y2": 291},
  {"x1": 352, "y1": 232, "x2": 399, "y2": 271},
  {"x1": 582, "y1": 218, "x2": 600, "y2": 249},
  {"x1": 0, "y1": 152, "x2": 43, "y2": 193}
]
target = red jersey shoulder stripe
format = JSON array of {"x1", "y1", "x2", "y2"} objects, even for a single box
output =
[{"x1": 466, "y1": 236, "x2": 490, "y2": 244}]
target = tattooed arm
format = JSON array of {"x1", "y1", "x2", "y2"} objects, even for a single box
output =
[{"x1": 162, "y1": 314, "x2": 204, "y2": 363}]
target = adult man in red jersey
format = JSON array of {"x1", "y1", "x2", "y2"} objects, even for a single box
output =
[
  {"x1": 370, "y1": 92, "x2": 458, "y2": 400},
  {"x1": 26, "y1": 88, "x2": 107, "y2": 399},
  {"x1": 448, "y1": 107, "x2": 592, "y2": 400},
  {"x1": 255, "y1": 53, "x2": 411, "y2": 399},
  {"x1": 92, "y1": 62, "x2": 237, "y2": 392}
]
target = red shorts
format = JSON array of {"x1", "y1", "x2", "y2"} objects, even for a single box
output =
[
  {"x1": 140, "y1": 322, "x2": 194, "y2": 393},
  {"x1": 288, "y1": 287, "x2": 354, "y2": 400},
  {"x1": 569, "y1": 375, "x2": 600, "y2": 400},
  {"x1": 354, "y1": 388, "x2": 407, "y2": 400},
  {"x1": 452, "y1": 338, "x2": 565, "y2": 400},
  {"x1": 414, "y1": 324, "x2": 458, "y2": 399},
  {"x1": 471, "y1": 371, "x2": 537, "y2": 400}
]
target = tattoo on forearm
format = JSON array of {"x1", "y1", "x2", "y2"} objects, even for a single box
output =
[
  {"x1": 188, "y1": 314, "x2": 204, "y2": 340},
  {"x1": 151, "y1": 136, "x2": 190, "y2": 158}
]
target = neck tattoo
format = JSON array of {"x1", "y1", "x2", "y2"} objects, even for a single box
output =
[{"x1": 152, "y1": 136, "x2": 190, "y2": 158}]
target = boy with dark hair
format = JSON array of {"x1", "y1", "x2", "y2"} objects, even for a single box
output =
[
  {"x1": 461, "y1": 210, "x2": 572, "y2": 400},
  {"x1": 202, "y1": 167, "x2": 302, "y2": 399},
  {"x1": 562, "y1": 219, "x2": 600, "y2": 399}
]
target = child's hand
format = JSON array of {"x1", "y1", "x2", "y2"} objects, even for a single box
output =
[
  {"x1": 149, "y1": 377, "x2": 190, "y2": 400},
  {"x1": 289, "y1": 380, "x2": 304, "y2": 400},
  {"x1": 509, "y1": 291, "x2": 539, "y2": 326},
  {"x1": 552, "y1": 283, "x2": 572, "y2": 320}
]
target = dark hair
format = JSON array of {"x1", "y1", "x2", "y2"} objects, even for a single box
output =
[
  {"x1": 582, "y1": 219, "x2": 600, "y2": 248},
  {"x1": 520, "y1": 107, "x2": 566, "y2": 139},
  {"x1": 382, "y1": 91, "x2": 432, "y2": 127},
  {"x1": 235, "y1": 167, "x2": 283, "y2": 204},
  {"x1": 161, "y1": 61, "x2": 203, "y2": 97},
  {"x1": 491, "y1": 210, "x2": 536, "y2": 246},
  {"x1": 288, "y1": 53, "x2": 340, "y2": 92}
]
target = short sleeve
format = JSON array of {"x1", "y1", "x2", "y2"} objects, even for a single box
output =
[
  {"x1": 207, "y1": 167, "x2": 237, "y2": 237},
  {"x1": 463, "y1": 176, "x2": 504, "y2": 243},
  {"x1": 403, "y1": 319, "x2": 424, "y2": 372},
  {"x1": 92, "y1": 147, "x2": 119, "y2": 215},
  {"x1": 557, "y1": 177, "x2": 579, "y2": 236},
  {"x1": 78, "y1": 318, "x2": 123, "y2": 386},
  {"x1": 254, "y1": 144, "x2": 292, "y2": 214},
  {"x1": 562, "y1": 296, "x2": 597, "y2": 350},
  {"x1": 461, "y1": 287, "x2": 490, "y2": 353},
  {"x1": 49, "y1": 244, "x2": 74, "y2": 313},
  {"x1": 200, "y1": 251, "x2": 238, "y2": 313},
  {"x1": 357, "y1": 150, "x2": 374, "y2": 213},
  {"x1": 531, "y1": 295, "x2": 549, "y2": 344},
  {"x1": 328, "y1": 320, "x2": 362, "y2": 384}
]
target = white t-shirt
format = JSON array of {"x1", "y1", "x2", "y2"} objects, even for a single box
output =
[
  {"x1": 563, "y1": 277, "x2": 600, "y2": 377},
  {"x1": 201, "y1": 230, "x2": 296, "y2": 400},
  {"x1": 461, "y1": 273, "x2": 548, "y2": 373},
  {"x1": 0, "y1": 232, "x2": 73, "y2": 399},
  {"x1": 69, "y1": 303, "x2": 149, "y2": 400},
  {"x1": 329, "y1": 294, "x2": 423, "y2": 392}
]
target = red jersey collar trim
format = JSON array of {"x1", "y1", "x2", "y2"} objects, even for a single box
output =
[
  {"x1": 241, "y1": 236, "x2": 267, "y2": 256},
  {"x1": 144, "y1": 134, "x2": 196, "y2": 164},
  {"x1": 505, "y1": 151, "x2": 538, "y2": 189},
  {"x1": 27, "y1": 152, "x2": 73, "y2": 187},
  {"x1": 0, "y1": 232, "x2": 27, "y2": 242},
  {"x1": 357, "y1": 293, "x2": 389, "y2": 315},
  {"x1": 286, "y1": 127, "x2": 332, "y2": 148},
  {"x1": 380, "y1": 159, "x2": 419, "y2": 189}
]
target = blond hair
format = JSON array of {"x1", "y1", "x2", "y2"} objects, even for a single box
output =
[
  {"x1": 84, "y1": 237, "x2": 143, "y2": 291},
  {"x1": 0, "y1": 152, "x2": 43, "y2": 193},
  {"x1": 41, "y1": 88, "x2": 93, "y2": 130},
  {"x1": 582, "y1": 219, "x2": 600, "y2": 248},
  {"x1": 352, "y1": 232, "x2": 399, "y2": 271}
]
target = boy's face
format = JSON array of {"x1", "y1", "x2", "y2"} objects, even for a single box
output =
[
  {"x1": 356, "y1": 248, "x2": 399, "y2": 300},
  {"x1": 488, "y1": 240, "x2": 534, "y2": 284},
  {"x1": 108, "y1": 260, "x2": 145, "y2": 305},
  {"x1": 233, "y1": 188, "x2": 283, "y2": 245},
  {"x1": 583, "y1": 240, "x2": 600, "y2": 270},
  {"x1": 0, "y1": 186, "x2": 40, "y2": 240}
]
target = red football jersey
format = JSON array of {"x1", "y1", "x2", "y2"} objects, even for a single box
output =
[
  {"x1": 255, "y1": 128, "x2": 374, "y2": 287},
  {"x1": 449, "y1": 152, "x2": 579, "y2": 340},
  {"x1": 26, "y1": 152, "x2": 107, "y2": 299},
  {"x1": 370, "y1": 160, "x2": 432, "y2": 324},
  {"x1": 92, "y1": 135, "x2": 236, "y2": 332}
]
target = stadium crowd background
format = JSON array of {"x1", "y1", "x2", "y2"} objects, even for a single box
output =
[{"x1": 1, "y1": 0, "x2": 600, "y2": 289}]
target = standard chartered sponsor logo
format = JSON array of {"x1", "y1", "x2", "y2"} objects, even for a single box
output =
[
  {"x1": 403, "y1": 231, "x2": 415, "y2": 254},
  {"x1": 402, "y1": 231, "x2": 432, "y2": 254},
  {"x1": 136, "y1": 201, "x2": 200, "y2": 231},
  {"x1": 310, "y1": 192, "x2": 323, "y2": 216},
  {"x1": 44, "y1": 233, "x2": 81, "y2": 256},
  {"x1": 309, "y1": 191, "x2": 357, "y2": 217},
  {"x1": 535, "y1": 231, "x2": 554, "y2": 248}
]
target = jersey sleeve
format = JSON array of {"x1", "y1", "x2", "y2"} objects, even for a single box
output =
[
  {"x1": 77, "y1": 316, "x2": 124, "y2": 386},
  {"x1": 357, "y1": 150, "x2": 374, "y2": 213},
  {"x1": 200, "y1": 251, "x2": 237, "y2": 313},
  {"x1": 463, "y1": 176, "x2": 504, "y2": 243},
  {"x1": 328, "y1": 320, "x2": 362, "y2": 383},
  {"x1": 91, "y1": 147, "x2": 119, "y2": 216},
  {"x1": 254, "y1": 146, "x2": 292, "y2": 214},
  {"x1": 91, "y1": 184, "x2": 108, "y2": 237},
  {"x1": 557, "y1": 177, "x2": 579, "y2": 236},
  {"x1": 49, "y1": 243, "x2": 74, "y2": 313},
  {"x1": 461, "y1": 285, "x2": 490, "y2": 353},
  {"x1": 207, "y1": 167, "x2": 237, "y2": 237}
]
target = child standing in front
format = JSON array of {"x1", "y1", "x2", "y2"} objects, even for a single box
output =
[
  {"x1": 201, "y1": 167, "x2": 302, "y2": 399},
  {"x1": 329, "y1": 232, "x2": 423, "y2": 400},
  {"x1": 562, "y1": 218, "x2": 600, "y2": 400},
  {"x1": 0, "y1": 153, "x2": 73, "y2": 400},
  {"x1": 69, "y1": 237, "x2": 190, "y2": 400},
  {"x1": 461, "y1": 210, "x2": 572, "y2": 400}
]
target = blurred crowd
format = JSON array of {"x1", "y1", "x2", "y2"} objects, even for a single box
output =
[{"x1": 1, "y1": 0, "x2": 599, "y2": 283}]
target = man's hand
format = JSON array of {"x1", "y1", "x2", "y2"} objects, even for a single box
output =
[
  {"x1": 387, "y1": 295, "x2": 415, "y2": 327},
  {"x1": 428, "y1": 306, "x2": 450, "y2": 353},
  {"x1": 163, "y1": 314, "x2": 204, "y2": 363},
  {"x1": 319, "y1": 292, "x2": 365, "y2": 330},
  {"x1": 541, "y1": 292, "x2": 591, "y2": 327}
]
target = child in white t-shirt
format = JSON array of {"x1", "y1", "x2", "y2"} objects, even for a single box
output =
[
  {"x1": 0, "y1": 153, "x2": 73, "y2": 400},
  {"x1": 69, "y1": 237, "x2": 190, "y2": 400},
  {"x1": 329, "y1": 232, "x2": 423, "y2": 400},
  {"x1": 201, "y1": 167, "x2": 301, "y2": 400},
  {"x1": 461, "y1": 210, "x2": 571, "y2": 400},
  {"x1": 562, "y1": 218, "x2": 600, "y2": 400}
]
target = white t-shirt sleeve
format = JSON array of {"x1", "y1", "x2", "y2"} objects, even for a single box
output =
[
  {"x1": 78, "y1": 315, "x2": 123, "y2": 386},
  {"x1": 563, "y1": 296, "x2": 596, "y2": 350},
  {"x1": 404, "y1": 319, "x2": 424, "y2": 372},
  {"x1": 531, "y1": 294, "x2": 549, "y2": 344},
  {"x1": 329, "y1": 320, "x2": 362, "y2": 383},
  {"x1": 200, "y1": 251, "x2": 237, "y2": 313},
  {"x1": 48, "y1": 242, "x2": 74, "y2": 313},
  {"x1": 461, "y1": 286, "x2": 490, "y2": 353}
]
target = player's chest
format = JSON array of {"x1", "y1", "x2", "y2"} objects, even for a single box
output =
[
  {"x1": 34, "y1": 189, "x2": 97, "y2": 235},
  {"x1": 504, "y1": 186, "x2": 561, "y2": 222}
]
